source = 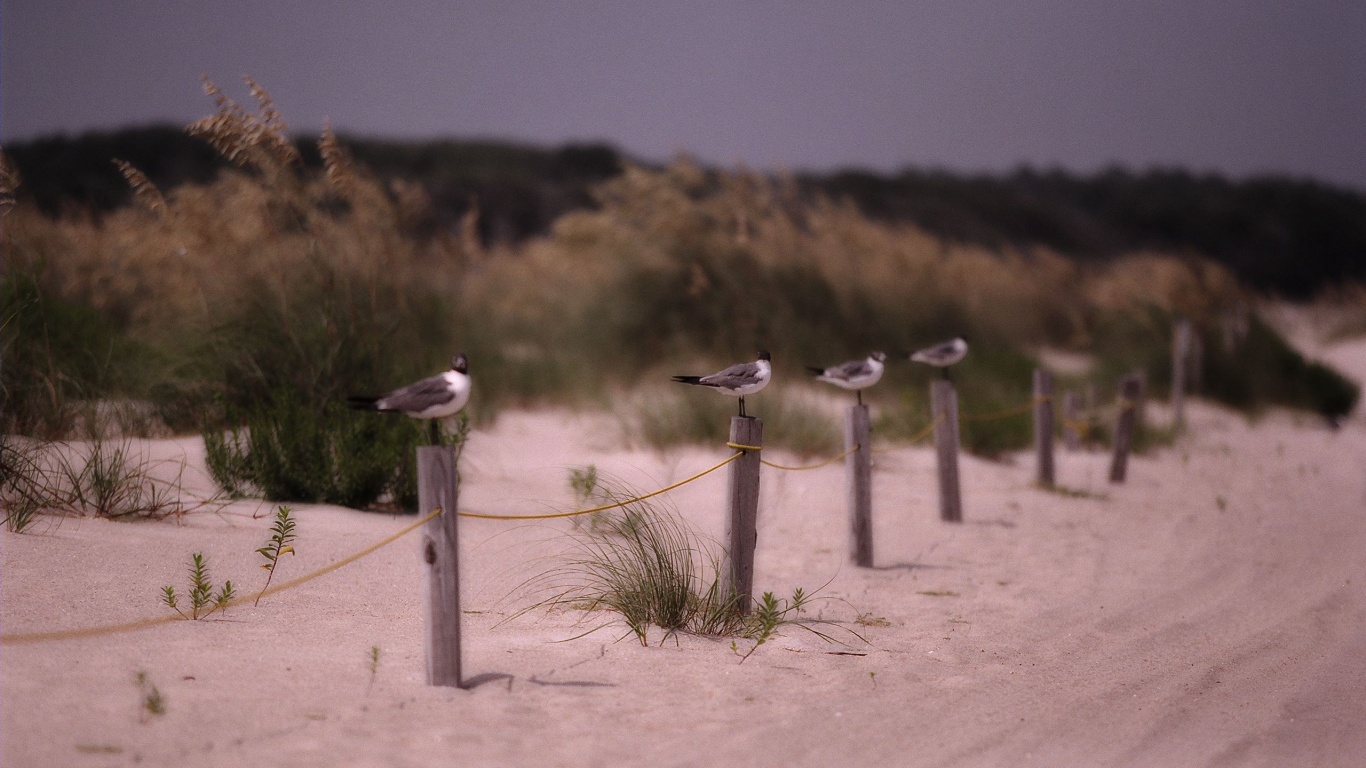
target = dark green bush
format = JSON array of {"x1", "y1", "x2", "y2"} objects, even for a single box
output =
[
  {"x1": 0, "y1": 266, "x2": 150, "y2": 437},
  {"x1": 1200, "y1": 315, "x2": 1359, "y2": 418},
  {"x1": 203, "y1": 391, "x2": 457, "y2": 510}
]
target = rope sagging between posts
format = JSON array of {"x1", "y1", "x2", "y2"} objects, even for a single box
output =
[
  {"x1": 1, "y1": 507, "x2": 444, "y2": 646},
  {"x1": 758, "y1": 444, "x2": 859, "y2": 471},
  {"x1": 457, "y1": 450, "x2": 745, "y2": 521}
]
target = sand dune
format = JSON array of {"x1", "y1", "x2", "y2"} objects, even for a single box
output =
[{"x1": 4, "y1": 342, "x2": 1365, "y2": 767}]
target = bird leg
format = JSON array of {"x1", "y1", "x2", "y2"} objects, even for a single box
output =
[
  {"x1": 428, "y1": 419, "x2": 440, "y2": 446},
  {"x1": 739, "y1": 396, "x2": 747, "y2": 418},
  {"x1": 856, "y1": 390, "x2": 863, "y2": 406}
]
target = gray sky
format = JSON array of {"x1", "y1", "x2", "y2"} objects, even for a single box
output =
[{"x1": 4, "y1": 1, "x2": 1364, "y2": 190}]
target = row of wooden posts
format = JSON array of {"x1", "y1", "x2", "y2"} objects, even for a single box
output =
[{"x1": 417, "y1": 319, "x2": 1203, "y2": 687}]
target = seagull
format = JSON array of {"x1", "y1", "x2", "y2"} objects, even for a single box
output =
[
  {"x1": 909, "y1": 337, "x2": 968, "y2": 379},
  {"x1": 671, "y1": 351, "x2": 772, "y2": 417},
  {"x1": 806, "y1": 351, "x2": 886, "y2": 405},
  {"x1": 347, "y1": 353, "x2": 471, "y2": 444}
]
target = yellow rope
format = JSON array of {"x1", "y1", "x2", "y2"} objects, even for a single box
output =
[
  {"x1": 457, "y1": 451, "x2": 745, "y2": 521},
  {"x1": 726, "y1": 442, "x2": 762, "y2": 451},
  {"x1": 760, "y1": 443, "x2": 859, "y2": 471},
  {"x1": 1, "y1": 508, "x2": 443, "y2": 646},
  {"x1": 1061, "y1": 416, "x2": 1094, "y2": 440},
  {"x1": 906, "y1": 413, "x2": 947, "y2": 444}
]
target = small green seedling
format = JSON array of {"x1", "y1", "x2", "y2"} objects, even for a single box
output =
[
  {"x1": 162, "y1": 552, "x2": 235, "y2": 620},
  {"x1": 135, "y1": 671, "x2": 165, "y2": 721},
  {"x1": 737, "y1": 588, "x2": 807, "y2": 664},
  {"x1": 255, "y1": 506, "x2": 297, "y2": 606},
  {"x1": 367, "y1": 645, "x2": 382, "y2": 693}
]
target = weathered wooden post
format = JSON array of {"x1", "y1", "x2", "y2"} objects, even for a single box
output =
[
  {"x1": 1033, "y1": 369, "x2": 1055, "y2": 488},
  {"x1": 1108, "y1": 375, "x2": 1143, "y2": 484},
  {"x1": 1172, "y1": 317, "x2": 1192, "y2": 430},
  {"x1": 931, "y1": 380, "x2": 962, "y2": 522},
  {"x1": 418, "y1": 445, "x2": 462, "y2": 688},
  {"x1": 725, "y1": 416, "x2": 762, "y2": 614},
  {"x1": 1063, "y1": 390, "x2": 1083, "y2": 451},
  {"x1": 846, "y1": 404, "x2": 873, "y2": 567}
]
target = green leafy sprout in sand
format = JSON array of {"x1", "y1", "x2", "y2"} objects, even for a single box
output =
[
  {"x1": 367, "y1": 645, "x2": 382, "y2": 693},
  {"x1": 162, "y1": 552, "x2": 235, "y2": 620},
  {"x1": 135, "y1": 671, "x2": 165, "y2": 721},
  {"x1": 255, "y1": 505, "x2": 297, "y2": 605}
]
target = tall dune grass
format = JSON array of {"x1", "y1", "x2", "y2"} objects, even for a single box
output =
[{"x1": 3, "y1": 82, "x2": 1356, "y2": 473}]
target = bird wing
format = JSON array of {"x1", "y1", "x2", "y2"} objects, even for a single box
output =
[
  {"x1": 379, "y1": 375, "x2": 456, "y2": 412},
  {"x1": 701, "y1": 360, "x2": 761, "y2": 387},
  {"x1": 912, "y1": 340, "x2": 962, "y2": 363},
  {"x1": 828, "y1": 358, "x2": 873, "y2": 381}
]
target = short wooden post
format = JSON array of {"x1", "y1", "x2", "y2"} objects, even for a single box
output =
[
  {"x1": 1033, "y1": 369, "x2": 1055, "y2": 488},
  {"x1": 931, "y1": 380, "x2": 962, "y2": 522},
  {"x1": 725, "y1": 416, "x2": 762, "y2": 614},
  {"x1": 846, "y1": 404, "x2": 873, "y2": 568},
  {"x1": 1172, "y1": 318, "x2": 1192, "y2": 430},
  {"x1": 1063, "y1": 390, "x2": 1083, "y2": 451},
  {"x1": 1108, "y1": 375, "x2": 1142, "y2": 484},
  {"x1": 418, "y1": 445, "x2": 462, "y2": 688}
]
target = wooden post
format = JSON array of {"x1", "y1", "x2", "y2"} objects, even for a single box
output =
[
  {"x1": 1063, "y1": 390, "x2": 1082, "y2": 451},
  {"x1": 846, "y1": 404, "x2": 873, "y2": 568},
  {"x1": 1033, "y1": 369, "x2": 1055, "y2": 488},
  {"x1": 1172, "y1": 318, "x2": 1192, "y2": 430},
  {"x1": 725, "y1": 416, "x2": 762, "y2": 614},
  {"x1": 1108, "y1": 375, "x2": 1142, "y2": 484},
  {"x1": 418, "y1": 445, "x2": 462, "y2": 688},
  {"x1": 931, "y1": 380, "x2": 962, "y2": 522}
]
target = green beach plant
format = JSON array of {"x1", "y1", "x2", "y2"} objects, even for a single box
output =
[
  {"x1": 254, "y1": 506, "x2": 297, "y2": 605},
  {"x1": 162, "y1": 552, "x2": 235, "y2": 620},
  {"x1": 135, "y1": 671, "x2": 166, "y2": 722},
  {"x1": 518, "y1": 477, "x2": 859, "y2": 657},
  {"x1": 366, "y1": 645, "x2": 382, "y2": 693}
]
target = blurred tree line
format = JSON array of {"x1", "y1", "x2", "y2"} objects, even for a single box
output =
[{"x1": 7, "y1": 126, "x2": 1364, "y2": 297}]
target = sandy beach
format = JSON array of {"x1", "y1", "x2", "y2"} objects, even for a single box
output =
[{"x1": 4, "y1": 336, "x2": 1365, "y2": 767}]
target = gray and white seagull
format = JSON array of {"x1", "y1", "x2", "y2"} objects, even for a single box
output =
[
  {"x1": 807, "y1": 351, "x2": 886, "y2": 405},
  {"x1": 909, "y1": 337, "x2": 968, "y2": 379},
  {"x1": 671, "y1": 351, "x2": 772, "y2": 418},
  {"x1": 348, "y1": 353, "x2": 471, "y2": 444}
]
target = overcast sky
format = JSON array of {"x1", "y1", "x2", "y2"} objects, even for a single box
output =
[{"x1": 3, "y1": 1, "x2": 1363, "y2": 190}]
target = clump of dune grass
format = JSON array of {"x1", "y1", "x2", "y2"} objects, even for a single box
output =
[
  {"x1": 1, "y1": 430, "x2": 221, "y2": 531},
  {"x1": 515, "y1": 477, "x2": 859, "y2": 655}
]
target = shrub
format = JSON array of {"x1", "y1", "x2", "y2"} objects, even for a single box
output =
[{"x1": 203, "y1": 394, "x2": 460, "y2": 510}]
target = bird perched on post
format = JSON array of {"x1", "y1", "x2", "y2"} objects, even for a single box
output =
[
  {"x1": 806, "y1": 351, "x2": 886, "y2": 405},
  {"x1": 909, "y1": 337, "x2": 968, "y2": 379},
  {"x1": 671, "y1": 351, "x2": 772, "y2": 418},
  {"x1": 347, "y1": 353, "x2": 471, "y2": 444}
]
